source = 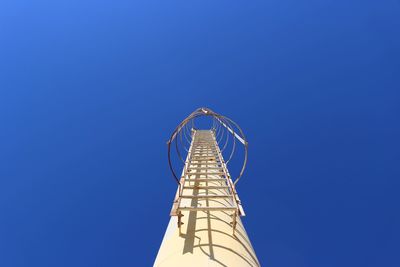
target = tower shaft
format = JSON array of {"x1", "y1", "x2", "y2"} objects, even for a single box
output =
[{"x1": 154, "y1": 130, "x2": 260, "y2": 267}]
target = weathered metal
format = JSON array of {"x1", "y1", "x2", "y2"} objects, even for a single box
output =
[{"x1": 155, "y1": 109, "x2": 259, "y2": 267}]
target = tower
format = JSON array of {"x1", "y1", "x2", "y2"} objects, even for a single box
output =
[{"x1": 154, "y1": 108, "x2": 260, "y2": 267}]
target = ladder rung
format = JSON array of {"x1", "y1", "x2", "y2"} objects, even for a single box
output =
[
  {"x1": 187, "y1": 172, "x2": 226, "y2": 175},
  {"x1": 190, "y1": 158, "x2": 219, "y2": 160},
  {"x1": 190, "y1": 160, "x2": 220, "y2": 163},
  {"x1": 180, "y1": 195, "x2": 233, "y2": 199},
  {"x1": 184, "y1": 186, "x2": 230, "y2": 189},
  {"x1": 190, "y1": 162, "x2": 220, "y2": 164},
  {"x1": 190, "y1": 157, "x2": 220, "y2": 163},
  {"x1": 189, "y1": 168, "x2": 222, "y2": 170},
  {"x1": 190, "y1": 159, "x2": 220, "y2": 162},
  {"x1": 188, "y1": 164, "x2": 222, "y2": 167},
  {"x1": 185, "y1": 178, "x2": 227, "y2": 182},
  {"x1": 188, "y1": 167, "x2": 223, "y2": 170},
  {"x1": 179, "y1": 206, "x2": 237, "y2": 211},
  {"x1": 191, "y1": 155, "x2": 217, "y2": 157}
]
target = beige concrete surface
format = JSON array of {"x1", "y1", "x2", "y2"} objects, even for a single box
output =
[
  {"x1": 154, "y1": 194, "x2": 260, "y2": 267},
  {"x1": 155, "y1": 130, "x2": 260, "y2": 267}
]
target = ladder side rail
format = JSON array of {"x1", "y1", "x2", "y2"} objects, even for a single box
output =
[
  {"x1": 180, "y1": 130, "x2": 197, "y2": 197},
  {"x1": 170, "y1": 130, "x2": 197, "y2": 216},
  {"x1": 212, "y1": 131, "x2": 246, "y2": 216}
]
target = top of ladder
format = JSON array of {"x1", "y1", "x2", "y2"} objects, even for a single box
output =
[{"x1": 167, "y1": 107, "x2": 248, "y2": 186}]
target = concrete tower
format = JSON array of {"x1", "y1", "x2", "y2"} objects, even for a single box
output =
[{"x1": 154, "y1": 108, "x2": 260, "y2": 267}]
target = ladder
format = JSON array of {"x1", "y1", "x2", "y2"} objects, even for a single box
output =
[{"x1": 170, "y1": 130, "x2": 245, "y2": 235}]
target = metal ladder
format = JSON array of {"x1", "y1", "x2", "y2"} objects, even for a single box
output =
[{"x1": 170, "y1": 130, "x2": 244, "y2": 235}]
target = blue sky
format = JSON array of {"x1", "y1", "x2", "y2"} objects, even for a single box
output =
[{"x1": 0, "y1": 0, "x2": 399, "y2": 266}]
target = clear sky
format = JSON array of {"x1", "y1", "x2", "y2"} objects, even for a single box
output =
[{"x1": 0, "y1": 0, "x2": 399, "y2": 266}]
